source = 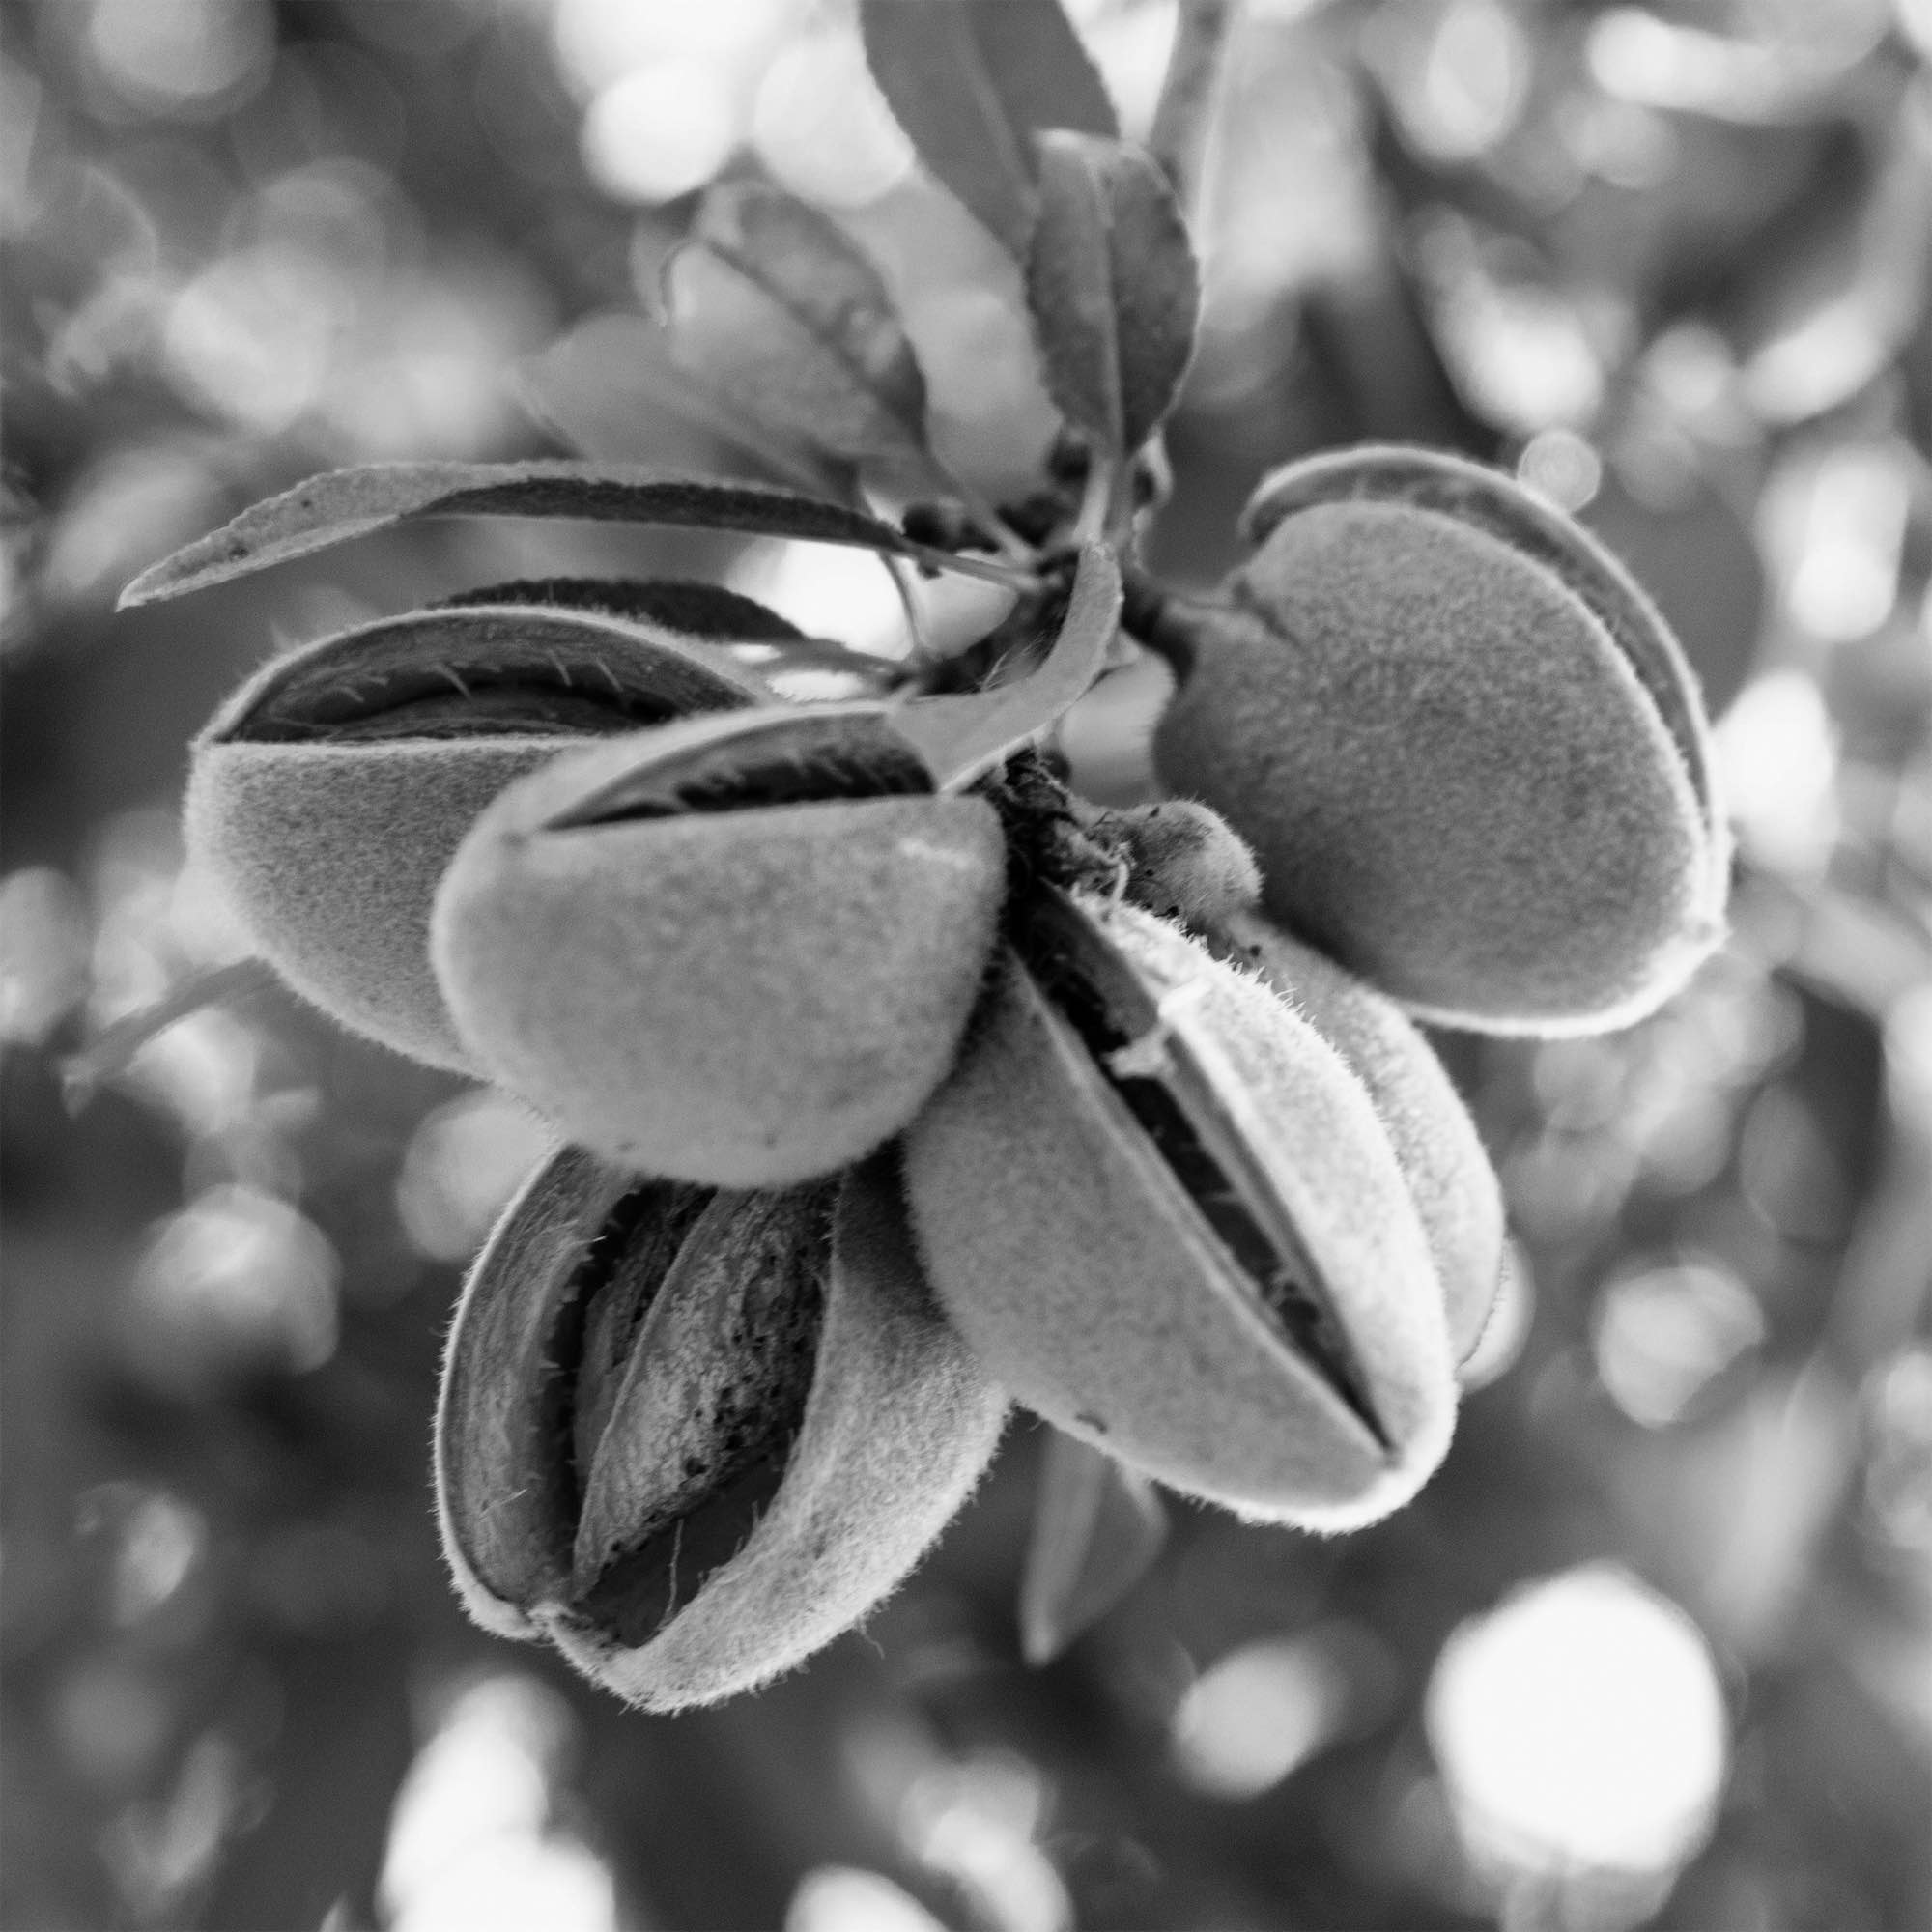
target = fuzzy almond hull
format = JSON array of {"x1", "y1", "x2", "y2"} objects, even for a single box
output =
[
  {"x1": 906, "y1": 910, "x2": 1458, "y2": 1527},
  {"x1": 436, "y1": 1149, "x2": 1006, "y2": 1710},
  {"x1": 1156, "y1": 499, "x2": 1726, "y2": 1034},
  {"x1": 433, "y1": 792, "x2": 1008, "y2": 1186},
  {"x1": 188, "y1": 737, "x2": 568, "y2": 1071}
]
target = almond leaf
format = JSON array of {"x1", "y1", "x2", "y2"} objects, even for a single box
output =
[
  {"x1": 515, "y1": 311, "x2": 858, "y2": 499},
  {"x1": 860, "y1": 0, "x2": 1118, "y2": 257},
  {"x1": 895, "y1": 540, "x2": 1122, "y2": 789},
  {"x1": 1018, "y1": 1430, "x2": 1167, "y2": 1666},
  {"x1": 1026, "y1": 131, "x2": 1200, "y2": 461},
  {"x1": 665, "y1": 183, "x2": 932, "y2": 472},
  {"x1": 118, "y1": 461, "x2": 1020, "y2": 609}
]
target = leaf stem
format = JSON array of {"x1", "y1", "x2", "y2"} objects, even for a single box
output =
[
  {"x1": 1071, "y1": 453, "x2": 1116, "y2": 547},
  {"x1": 1148, "y1": 0, "x2": 1240, "y2": 221},
  {"x1": 877, "y1": 552, "x2": 936, "y2": 668},
  {"x1": 899, "y1": 539, "x2": 1041, "y2": 591}
]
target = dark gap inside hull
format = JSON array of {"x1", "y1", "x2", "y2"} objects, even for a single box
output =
[
  {"x1": 247, "y1": 668, "x2": 699, "y2": 743},
  {"x1": 574, "y1": 1449, "x2": 794, "y2": 1645},
  {"x1": 552, "y1": 739, "x2": 932, "y2": 830}
]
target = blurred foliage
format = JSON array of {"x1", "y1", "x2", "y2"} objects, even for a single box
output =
[{"x1": 3, "y1": 1, "x2": 1930, "y2": 1928}]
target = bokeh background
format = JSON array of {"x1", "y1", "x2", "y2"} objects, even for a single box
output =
[{"x1": 5, "y1": 1, "x2": 1931, "y2": 1927}]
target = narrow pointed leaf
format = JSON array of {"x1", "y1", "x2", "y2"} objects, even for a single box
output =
[
  {"x1": 861, "y1": 0, "x2": 1118, "y2": 257},
  {"x1": 666, "y1": 183, "x2": 932, "y2": 470},
  {"x1": 895, "y1": 541, "x2": 1122, "y2": 789},
  {"x1": 1019, "y1": 1430, "x2": 1167, "y2": 1665},
  {"x1": 515, "y1": 311, "x2": 859, "y2": 498},
  {"x1": 119, "y1": 462, "x2": 1019, "y2": 610},
  {"x1": 1026, "y1": 131, "x2": 1200, "y2": 459},
  {"x1": 62, "y1": 958, "x2": 278, "y2": 1108}
]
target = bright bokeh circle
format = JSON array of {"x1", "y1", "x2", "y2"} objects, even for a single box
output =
[{"x1": 1425, "y1": 1564, "x2": 1728, "y2": 1878}]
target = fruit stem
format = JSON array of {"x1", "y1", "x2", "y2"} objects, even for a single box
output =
[{"x1": 1119, "y1": 564, "x2": 1207, "y2": 678}]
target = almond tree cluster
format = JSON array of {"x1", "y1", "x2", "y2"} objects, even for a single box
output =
[{"x1": 122, "y1": 0, "x2": 1725, "y2": 1713}]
